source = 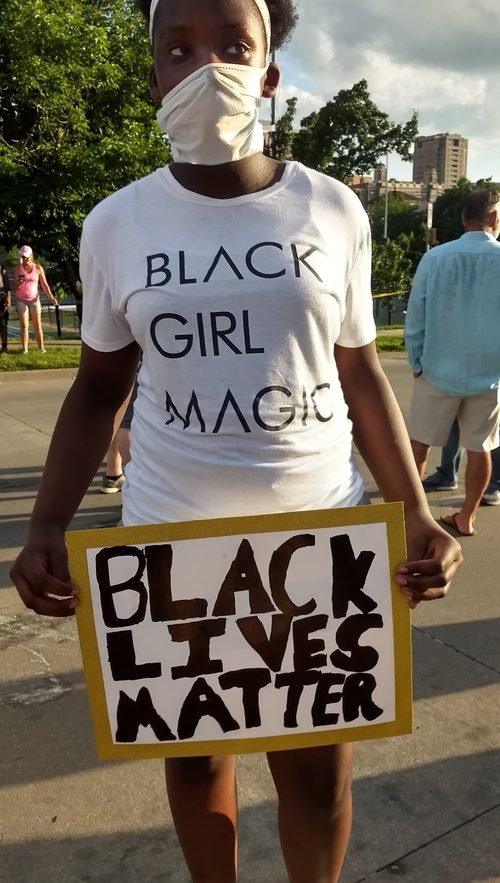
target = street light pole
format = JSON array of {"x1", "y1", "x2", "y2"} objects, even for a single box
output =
[
  {"x1": 383, "y1": 151, "x2": 389, "y2": 239},
  {"x1": 270, "y1": 50, "x2": 276, "y2": 158}
]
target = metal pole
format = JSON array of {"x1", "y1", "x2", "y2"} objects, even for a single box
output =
[
  {"x1": 55, "y1": 303, "x2": 62, "y2": 338},
  {"x1": 383, "y1": 151, "x2": 389, "y2": 238},
  {"x1": 270, "y1": 50, "x2": 276, "y2": 158}
]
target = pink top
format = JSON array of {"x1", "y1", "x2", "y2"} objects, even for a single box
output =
[{"x1": 16, "y1": 264, "x2": 40, "y2": 303}]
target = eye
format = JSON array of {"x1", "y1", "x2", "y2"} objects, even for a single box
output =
[
  {"x1": 225, "y1": 42, "x2": 251, "y2": 56},
  {"x1": 169, "y1": 45, "x2": 188, "y2": 57}
]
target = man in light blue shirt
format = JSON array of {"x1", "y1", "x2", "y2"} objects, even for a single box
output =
[{"x1": 405, "y1": 188, "x2": 500, "y2": 537}]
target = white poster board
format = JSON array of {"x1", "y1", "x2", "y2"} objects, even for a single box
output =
[{"x1": 67, "y1": 503, "x2": 412, "y2": 759}]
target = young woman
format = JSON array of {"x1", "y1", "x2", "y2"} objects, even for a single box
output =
[
  {"x1": 10, "y1": 1, "x2": 462, "y2": 881},
  {"x1": 13, "y1": 245, "x2": 58, "y2": 353}
]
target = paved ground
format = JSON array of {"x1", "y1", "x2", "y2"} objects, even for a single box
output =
[{"x1": 1, "y1": 356, "x2": 499, "y2": 883}]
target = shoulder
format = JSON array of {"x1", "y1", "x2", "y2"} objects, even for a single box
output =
[
  {"x1": 287, "y1": 163, "x2": 370, "y2": 258},
  {"x1": 291, "y1": 163, "x2": 368, "y2": 217},
  {"x1": 82, "y1": 169, "x2": 163, "y2": 245}
]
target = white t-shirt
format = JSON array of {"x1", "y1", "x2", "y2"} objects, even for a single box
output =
[{"x1": 80, "y1": 161, "x2": 376, "y2": 526}]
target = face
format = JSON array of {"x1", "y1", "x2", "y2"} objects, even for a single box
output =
[
  {"x1": 149, "y1": 0, "x2": 279, "y2": 102},
  {"x1": 21, "y1": 254, "x2": 32, "y2": 269}
]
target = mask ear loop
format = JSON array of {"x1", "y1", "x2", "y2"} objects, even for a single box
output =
[{"x1": 148, "y1": 0, "x2": 272, "y2": 60}]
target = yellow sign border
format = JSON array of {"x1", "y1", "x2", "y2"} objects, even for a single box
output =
[{"x1": 67, "y1": 502, "x2": 412, "y2": 760}]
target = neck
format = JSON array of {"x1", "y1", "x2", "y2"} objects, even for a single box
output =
[
  {"x1": 169, "y1": 155, "x2": 284, "y2": 199},
  {"x1": 463, "y1": 221, "x2": 492, "y2": 233}
]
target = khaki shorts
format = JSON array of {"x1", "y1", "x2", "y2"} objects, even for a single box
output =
[
  {"x1": 408, "y1": 375, "x2": 500, "y2": 452},
  {"x1": 16, "y1": 298, "x2": 41, "y2": 318}
]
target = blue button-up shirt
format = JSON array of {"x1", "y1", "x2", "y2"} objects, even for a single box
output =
[{"x1": 405, "y1": 231, "x2": 500, "y2": 396}]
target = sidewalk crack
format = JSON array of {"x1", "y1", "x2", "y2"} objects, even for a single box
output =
[
  {"x1": 356, "y1": 801, "x2": 500, "y2": 880},
  {"x1": 413, "y1": 625, "x2": 500, "y2": 676}
]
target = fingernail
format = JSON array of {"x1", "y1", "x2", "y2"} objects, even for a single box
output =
[
  {"x1": 69, "y1": 598, "x2": 79, "y2": 609},
  {"x1": 395, "y1": 576, "x2": 408, "y2": 586},
  {"x1": 397, "y1": 566, "x2": 409, "y2": 574}
]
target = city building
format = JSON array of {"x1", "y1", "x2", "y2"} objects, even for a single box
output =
[
  {"x1": 349, "y1": 164, "x2": 448, "y2": 210},
  {"x1": 412, "y1": 133, "x2": 468, "y2": 188}
]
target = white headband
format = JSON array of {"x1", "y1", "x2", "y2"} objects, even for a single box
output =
[{"x1": 148, "y1": 0, "x2": 272, "y2": 57}]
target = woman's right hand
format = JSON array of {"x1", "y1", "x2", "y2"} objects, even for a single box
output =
[{"x1": 10, "y1": 524, "x2": 79, "y2": 617}]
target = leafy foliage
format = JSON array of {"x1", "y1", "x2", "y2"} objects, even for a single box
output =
[
  {"x1": 368, "y1": 194, "x2": 427, "y2": 273},
  {"x1": 273, "y1": 96, "x2": 297, "y2": 161},
  {"x1": 289, "y1": 80, "x2": 418, "y2": 182},
  {"x1": 371, "y1": 239, "x2": 412, "y2": 297},
  {"x1": 431, "y1": 177, "x2": 494, "y2": 244},
  {"x1": 0, "y1": 0, "x2": 170, "y2": 294}
]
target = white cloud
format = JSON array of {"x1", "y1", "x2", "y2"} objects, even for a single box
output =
[{"x1": 277, "y1": 0, "x2": 500, "y2": 181}]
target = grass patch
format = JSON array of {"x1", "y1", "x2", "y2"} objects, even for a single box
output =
[
  {"x1": 1, "y1": 334, "x2": 404, "y2": 369},
  {"x1": 376, "y1": 335, "x2": 406, "y2": 352},
  {"x1": 376, "y1": 324, "x2": 404, "y2": 331},
  {"x1": 0, "y1": 347, "x2": 81, "y2": 372}
]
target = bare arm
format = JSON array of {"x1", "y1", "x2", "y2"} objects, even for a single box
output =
[
  {"x1": 335, "y1": 341, "x2": 462, "y2": 606},
  {"x1": 10, "y1": 341, "x2": 141, "y2": 616},
  {"x1": 37, "y1": 265, "x2": 57, "y2": 304}
]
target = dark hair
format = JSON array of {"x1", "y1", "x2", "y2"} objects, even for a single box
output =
[
  {"x1": 135, "y1": 0, "x2": 298, "y2": 51},
  {"x1": 462, "y1": 188, "x2": 500, "y2": 223}
]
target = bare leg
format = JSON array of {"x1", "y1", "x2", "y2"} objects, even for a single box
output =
[
  {"x1": 411, "y1": 439, "x2": 431, "y2": 478},
  {"x1": 453, "y1": 450, "x2": 491, "y2": 534},
  {"x1": 267, "y1": 743, "x2": 354, "y2": 883},
  {"x1": 116, "y1": 426, "x2": 131, "y2": 466},
  {"x1": 31, "y1": 309, "x2": 45, "y2": 350},
  {"x1": 18, "y1": 310, "x2": 29, "y2": 352},
  {"x1": 104, "y1": 432, "x2": 123, "y2": 477},
  {"x1": 165, "y1": 755, "x2": 238, "y2": 883}
]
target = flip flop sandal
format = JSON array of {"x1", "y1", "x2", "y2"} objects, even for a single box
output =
[{"x1": 440, "y1": 513, "x2": 475, "y2": 537}]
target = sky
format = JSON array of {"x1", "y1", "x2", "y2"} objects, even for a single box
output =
[{"x1": 272, "y1": 0, "x2": 500, "y2": 183}]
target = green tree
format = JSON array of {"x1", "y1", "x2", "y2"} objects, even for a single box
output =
[
  {"x1": 291, "y1": 80, "x2": 418, "y2": 182},
  {"x1": 371, "y1": 238, "x2": 412, "y2": 297},
  {"x1": 0, "y1": 0, "x2": 170, "y2": 303},
  {"x1": 431, "y1": 178, "x2": 494, "y2": 244},
  {"x1": 368, "y1": 194, "x2": 427, "y2": 272},
  {"x1": 368, "y1": 194, "x2": 421, "y2": 242},
  {"x1": 273, "y1": 97, "x2": 297, "y2": 161}
]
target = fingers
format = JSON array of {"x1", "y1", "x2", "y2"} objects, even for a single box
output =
[
  {"x1": 395, "y1": 537, "x2": 463, "y2": 607},
  {"x1": 14, "y1": 572, "x2": 78, "y2": 617},
  {"x1": 10, "y1": 548, "x2": 79, "y2": 618}
]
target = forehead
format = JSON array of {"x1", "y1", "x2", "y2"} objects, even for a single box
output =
[{"x1": 154, "y1": 0, "x2": 264, "y2": 34}]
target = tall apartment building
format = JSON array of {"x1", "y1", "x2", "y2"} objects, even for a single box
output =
[{"x1": 413, "y1": 133, "x2": 468, "y2": 187}]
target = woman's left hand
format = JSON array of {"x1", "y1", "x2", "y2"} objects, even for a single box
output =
[{"x1": 395, "y1": 511, "x2": 463, "y2": 609}]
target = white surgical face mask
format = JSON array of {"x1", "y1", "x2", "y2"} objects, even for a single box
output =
[{"x1": 156, "y1": 62, "x2": 268, "y2": 165}]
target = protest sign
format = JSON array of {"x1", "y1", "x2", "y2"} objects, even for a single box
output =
[{"x1": 67, "y1": 503, "x2": 411, "y2": 760}]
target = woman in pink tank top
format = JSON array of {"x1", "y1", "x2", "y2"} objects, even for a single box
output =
[{"x1": 13, "y1": 245, "x2": 57, "y2": 353}]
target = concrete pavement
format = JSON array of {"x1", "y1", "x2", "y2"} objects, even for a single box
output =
[{"x1": 1, "y1": 356, "x2": 499, "y2": 883}]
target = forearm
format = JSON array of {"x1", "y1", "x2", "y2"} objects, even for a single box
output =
[
  {"x1": 29, "y1": 342, "x2": 140, "y2": 532},
  {"x1": 355, "y1": 376, "x2": 426, "y2": 511},
  {"x1": 29, "y1": 380, "x2": 120, "y2": 533},
  {"x1": 40, "y1": 277, "x2": 56, "y2": 302},
  {"x1": 337, "y1": 345, "x2": 428, "y2": 516}
]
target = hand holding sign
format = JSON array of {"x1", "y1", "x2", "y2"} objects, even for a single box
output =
[{"x1": 68, "y1": 504, "x2": 412, "y2": 760}]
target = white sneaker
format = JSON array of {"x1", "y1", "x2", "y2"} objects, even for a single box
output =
[
  {"x1": 482, "y1": 488, "x2": 500, "y2": 506},
  {"x1": 99, "y1": 474, "x2": 125, "y2": 494}
]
